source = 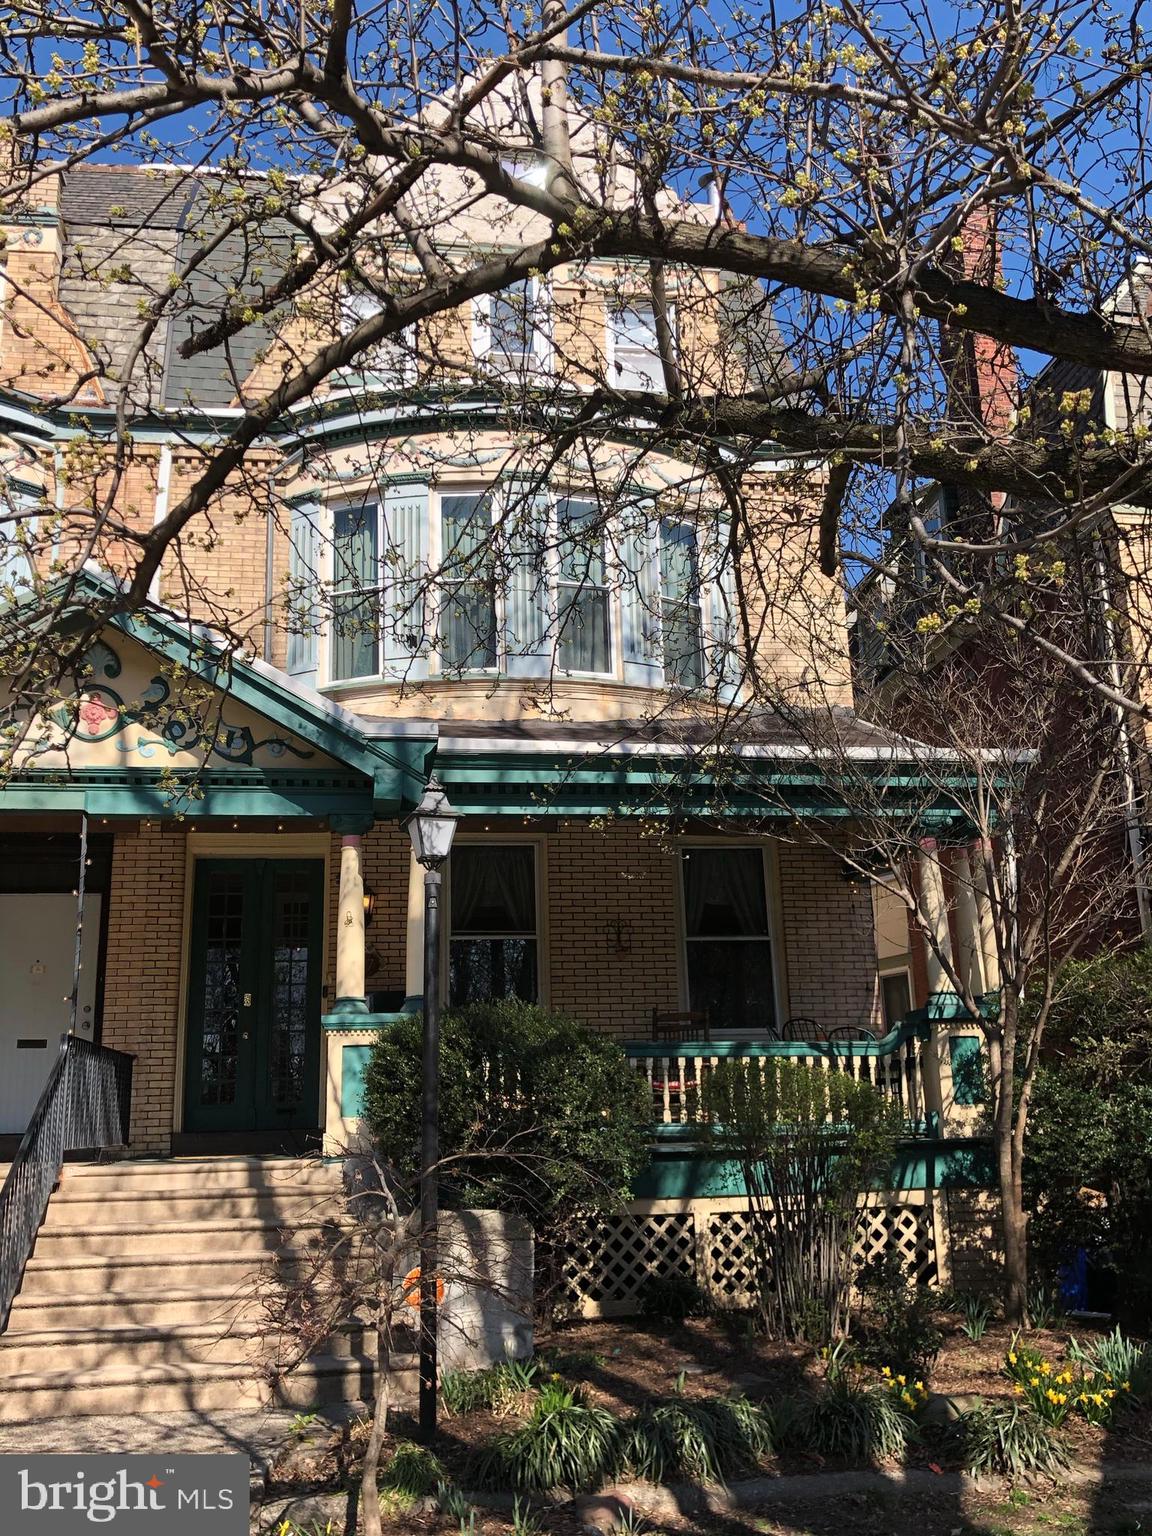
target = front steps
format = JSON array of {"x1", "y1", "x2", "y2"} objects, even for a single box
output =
[{"x1": 0, "y1": 1155, "x2": 416, "y2": 1423}]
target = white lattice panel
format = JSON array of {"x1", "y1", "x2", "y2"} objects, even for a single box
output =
[{"x1": 563, "y1": 1194, "x2": 938, "y2": 1318}]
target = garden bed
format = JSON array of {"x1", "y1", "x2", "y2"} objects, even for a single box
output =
[{"x1": 264, "y1": 1312, "x2": 1152, "y2": 1535}]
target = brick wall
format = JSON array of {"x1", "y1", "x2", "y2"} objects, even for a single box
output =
[
  {"x1": 777, "y1": 838, "x2": 880, "y2": 1029},
  {"x1": 100, "y1": 822, "x2": 188, "y2": 1153}
]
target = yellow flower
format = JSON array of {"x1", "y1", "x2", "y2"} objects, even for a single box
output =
[
  {"x1": 914, "y1": 1380, "x2": 925, "y2": 1392},
  {"x1": 881, "y1": 1366, "x2": 891, "y2": 1378},
  {"x1": 1030, "y1": 1376, "x2": 1040, "y2": 1387},
  {"x1": 1013, "y1": 1384, "x2": 1024, "y2": 1396},
  {"x1": 896, "y1": 1374, "x2": 907, "y2": 1386},
  {"x1": 1007, "y1": 1351, "x2": 1017, "y2": 1365},
  {"x1": 1040, "y1": 1362, "x2": 1052, "y2": 1376},
  {"x1": 902, "y1": 1391, "x2": 915, "y2": 1406},
  {"x1": 1122, "y1": 1382, "x2": 1132, "y2": 1392}
]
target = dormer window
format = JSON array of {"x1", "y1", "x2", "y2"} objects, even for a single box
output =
[
  {"x1": 609, "y1": 302, "x2": 671, "y2": 391},
  {"x1": 473, "y1": 280, "x2": 551, "y2": 378}
]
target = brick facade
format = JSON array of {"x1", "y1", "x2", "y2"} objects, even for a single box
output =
[{"x1": 100, "y1": 821, "x2": 189, "y2": 1153}]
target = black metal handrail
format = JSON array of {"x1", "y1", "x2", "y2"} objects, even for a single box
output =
[{"x1": 0, "y1": 1034, "x2": 134, "y2": 1331}]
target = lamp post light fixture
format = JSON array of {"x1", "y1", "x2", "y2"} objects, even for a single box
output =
[{"x1": 403, "y1": 775, "x2": 460, "y2": 1440}]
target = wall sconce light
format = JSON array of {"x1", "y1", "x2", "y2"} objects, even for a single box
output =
[
  {"x1": 363, "y1": 884, "x2": 378, "y2": 926},
  {"x1": 608, "y1": 917, "x2": 632, "y2": 956}
]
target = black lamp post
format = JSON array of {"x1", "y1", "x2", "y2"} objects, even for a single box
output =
[{"x1": 404, "y1": 775, "x2": 460, "y2": 1439}]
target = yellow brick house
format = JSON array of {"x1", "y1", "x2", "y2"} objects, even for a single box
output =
[{"x1": 0, "y1": 105, "x2": 995, "y2": 1416}]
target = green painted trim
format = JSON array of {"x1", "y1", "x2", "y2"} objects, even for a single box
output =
[
  {"x1": 7, "y1": 568, "x2": 437, "y2": 815},
  {"x1": 340, "y1": 1044, "x2": 373, "y2": 1118},
  {"x1": 322, "y1": 1010, "x2": 412, "y2": 1032},
  {"x1": 630, "y1": 1136, "x2": 997, "y2": 1200},
  {"x1": 949, "y1": 1034, "x2": 987, "y2": 1106},
  {"x1": 330, "y1": 996, "x2": 370, "y2": 1015},
  {"x1": 0, "y1": 772, "x2": 375, "y2": 818},
  {"x1": 624, "y1": 1018, "x2": 928, "y2": 1061}
]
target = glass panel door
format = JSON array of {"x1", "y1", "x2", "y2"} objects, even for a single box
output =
[{"x1": 184, "y1": 859, "x2": 323, "y2": 1134}]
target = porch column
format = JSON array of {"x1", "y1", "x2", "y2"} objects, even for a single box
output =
[
  {"x1": 917, "y1": 837, "x2": 958, "y2": 1130},
  {"x1": 334, "y1": 834, "x2": 368, "y2": 1014},
  {"x1": 951, "y1": 844, "x2": 986, "y2": 998},
  {"x1": 403, "y1": 849, "x2": 426, "y2": 1013}
]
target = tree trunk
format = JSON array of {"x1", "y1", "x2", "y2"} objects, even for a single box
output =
[
  {"x1": 359, "y1": 1292, "x2": 393, "y2": 1536},
  {"x1": 998, "y1": 1141, "x2": 1029, "y2": 1326}
]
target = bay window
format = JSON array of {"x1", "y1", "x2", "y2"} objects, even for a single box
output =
[
  {"x1": 682, "y1": 847, "x2": 776, "y2": 1036},
  {"x1": 449, "y1": 844, "x2": 538, "y2": 1004}
]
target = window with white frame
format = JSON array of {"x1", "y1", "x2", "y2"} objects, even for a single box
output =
[
  {"x1": 681, "y1": 847, "x2": 776, "y2": 1035},
  {"x1": 660, "y1": 520, "x2": 704, "y2": 688},
  {"x1": 449, "y1": 843, "x2": 538, "y2": 1004},
  {"x1": 609, "y1": 301, "x2": 671, "y2": 391},
  {"x1": 331, "y1": 502, "x2": 380, "y2": 680},
  {"x1": 500, "y1": 153, "x2": 548, "y2": 187},
  {"x1": 474, "y1": 280, "x2": 550, "y2": 377},
  {"x1": 440, "y1": 492, "x2": 498, "y2": 672},
  {"x1": 335, "y1": 281, "x2": 416, "y2": 389},
  {"x1": 320, "y1": 484, "x2": 731, "y2": 691},
  {"x1": 556, "y1": 497, "x2": 611, "y2": 674}
]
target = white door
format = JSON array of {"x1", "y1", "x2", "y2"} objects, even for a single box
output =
[{"x1": 0, "y1": 894, "x2": 102, "y2": 1134}]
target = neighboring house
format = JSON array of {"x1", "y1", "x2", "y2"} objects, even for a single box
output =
[{"x1": 0, "y1": 80, "x2": 995, "y2": 1418}]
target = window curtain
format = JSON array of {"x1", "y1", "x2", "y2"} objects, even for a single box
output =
[
  {"x1": 684, "y1": 849, "x2": 767, "y2": 936},
  {"x1": 451, "y1": 846, "x2": 535, "y2": 933}
]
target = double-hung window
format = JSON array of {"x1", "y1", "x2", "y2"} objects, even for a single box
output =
[
  {"x1": 659, "y1": 520, "x2": 704, "y2": 688},
  {"x1": 556, "y1": 498, "x2": 611, "y2": 674},
  {"x1": 476, "y1": 280, "x2": 549, "y2": 378},
  {"x1": 609, "y1": 302, "x2": 669, "y2": 391},
  {"x1": 440, "y1": 492, "x2": 497, "y2": 672},
  {"x1": 449, "y1": 844, "x2": 538, "y2": 1004},
  {"x1": 331, "y1": 503, "x2": 380, "y2": 679},
  {"x1": 682, "y1": 848, "x2": 776, "y2": 1036}
]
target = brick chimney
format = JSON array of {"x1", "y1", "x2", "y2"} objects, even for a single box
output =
[
  {"x1": 942, "y1": 206, "x2": 1016, "y2": 440},
  {"x1": 0, "y1": 163, "x2": 104, "y2": 405}
]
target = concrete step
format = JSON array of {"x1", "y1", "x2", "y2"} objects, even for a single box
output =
[
  {"x1": 0, "y1": 1319, "x2": 381, "y2": 1374},
  {"x1": 21, "y1": 1249, "x2": 308, "y2": 1295},
  {"x1": 28, "y1": 1218, "x2": 338, "y2": 1259},
  {"x1": 0, "y1": 1353, "x2": 415, "y2": 1423},
  {"x1": 7, "y1": 1288, "x2": 262, "y2": 1332},
  {"x1": 60, "y1": 1157, "x2": 342, "y2": 1196},
  {"x1": 41, "y1": 1187, "x2": 343, "y2": 1228}
]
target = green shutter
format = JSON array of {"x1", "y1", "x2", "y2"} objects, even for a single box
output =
[
  {"x1": 505, "y1": 489, "x2": 552, "y2": 678},
  {"x1": 285, "y1": 503, "x2": 320, "y2": 684},
  {"x1": 619, "y1": 503, "x2": 662, "y2": 688},
  {"x1": 382, "y1": 483, "x2": 429, "y2": 681},
  {"x1": 708, "y1": 525, "x2": 743, "y2": 703}
]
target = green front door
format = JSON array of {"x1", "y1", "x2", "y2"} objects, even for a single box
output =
[{"x1": 184, "y1": 859, "x2": 324, "y2": 1134}]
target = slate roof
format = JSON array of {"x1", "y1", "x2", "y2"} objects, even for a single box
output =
[{"x1": 56, "y1": 164, "x2": 293, "y2": 410}]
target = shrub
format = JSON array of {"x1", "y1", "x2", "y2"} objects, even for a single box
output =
[
  {"x1": 1025, "y1": 950, "x2": 1152, "y2": 1328},
  {"x1": 952, "y1": 1402, "x2": 1068, "y2": 1479},
  {"x1": 1006, "y1": 1337, "x2": 1131, "y2": 1427},
  {"x1": 469, "y1": 1380, "x2": 620, "y2": 1492},
  {"x1": 702, "y1": 1060, "x2": 901, "y2": 1342},
  {"x1": 638, "y1": 1272, "x2": 710, "y2": 1325},
  {"x1": 783, "y1": 1378, "x2": 911, "y2": 1463},
  {"x1": 619, "y1": 1397, "x2": 774, "y2": 1483},
  {"x1": 362, "y1": 1002, "x2": 652, "y2": 1251},
  {"x1": 855, "y1": 1253, "x2": 943, "y2": 1378}
]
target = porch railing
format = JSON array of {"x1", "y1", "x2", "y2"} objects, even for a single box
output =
[
  {"x1": 0, "y1": 1034, "x2": 134, "y2": 1331},
  {"x1": 624, "y1": 1019, "x2": 931, "y2": 1136}
]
